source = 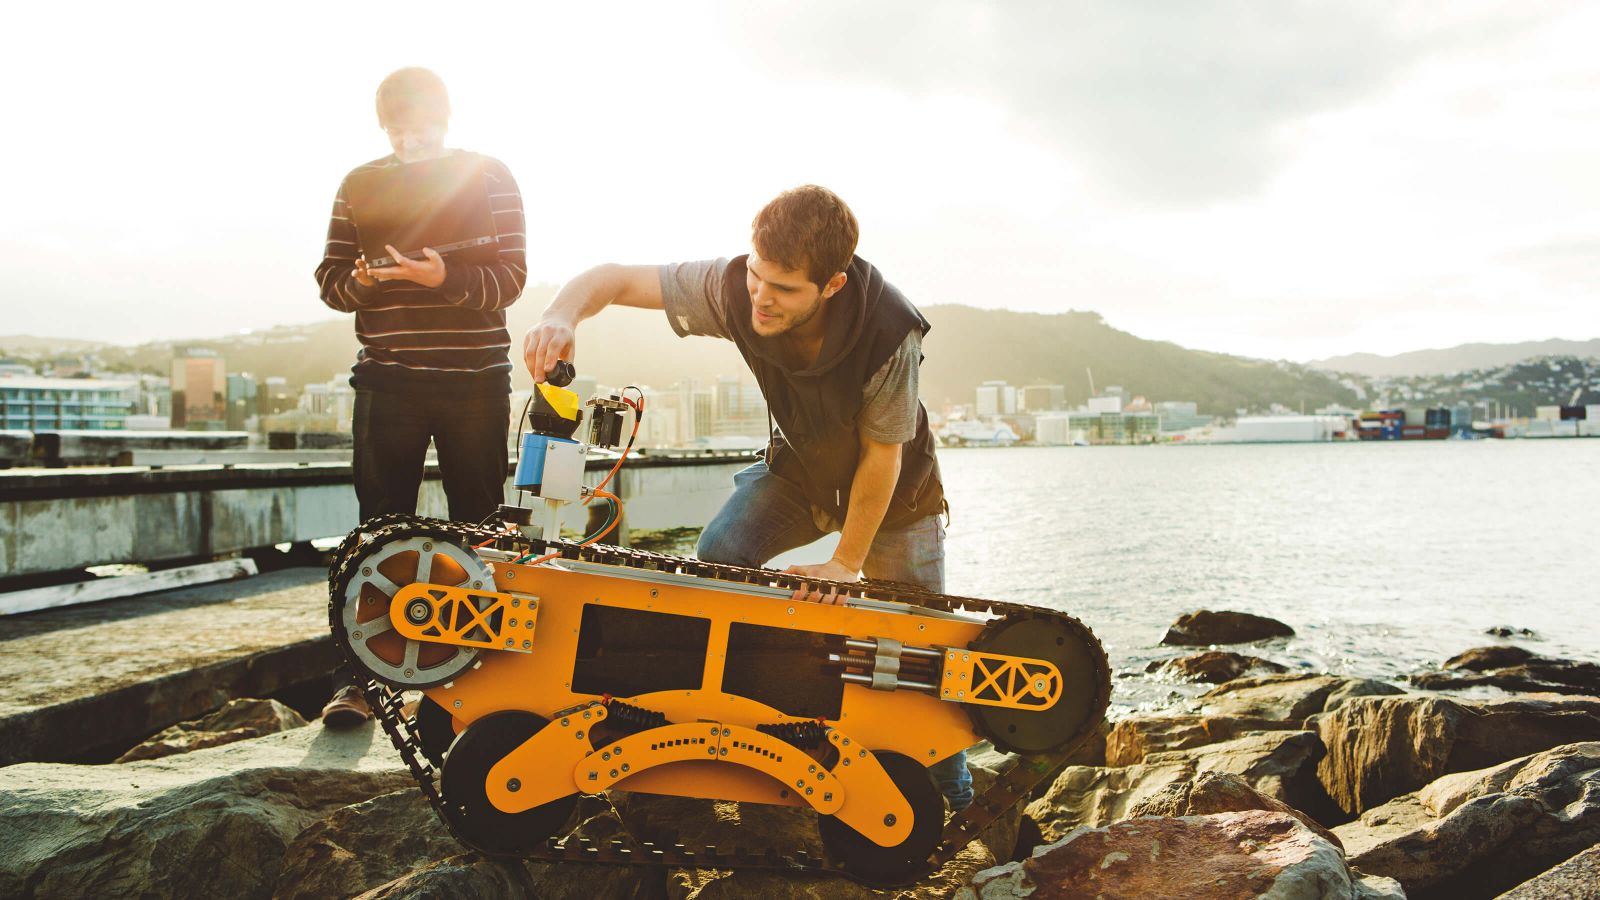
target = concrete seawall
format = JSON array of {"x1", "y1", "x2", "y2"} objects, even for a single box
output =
[{"x1": 0, "y1": 451, "x2": 752, "y2": 579}]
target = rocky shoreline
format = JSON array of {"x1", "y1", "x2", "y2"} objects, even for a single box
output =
[{"x1": 2, "y1": 610, "x2": 1597, "y2": 899}]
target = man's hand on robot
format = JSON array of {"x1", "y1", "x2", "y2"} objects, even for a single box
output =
[
  {"x1": 782, "y1": 558, "x2": 859, "y2": 605},
  {"x1": 523, "y1": 319, "x2": 576, "y2": 384}
]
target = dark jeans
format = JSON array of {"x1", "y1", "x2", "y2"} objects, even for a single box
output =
[{"x1": 352, "y1": 389, "x2": 510, "y2": 526}]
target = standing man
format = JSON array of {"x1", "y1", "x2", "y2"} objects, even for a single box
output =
[
  {"x1": 520, "y1": 185, "x2": 970, "y2": 810},
  {"x1": 314, "y1": 67, "x2": 527, "y2": 726}
]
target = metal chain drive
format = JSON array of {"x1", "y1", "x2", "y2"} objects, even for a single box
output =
[{"x1": 329, "y1": 514, "x2": 1111, "y2": 879}]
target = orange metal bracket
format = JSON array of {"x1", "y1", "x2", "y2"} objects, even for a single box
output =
[
  {"x1": 487, "y1": 702, "x2": 608, "y2": 813},
  {"x1": 939, "y1": 648, "x2": 1062, "y2": 710},
  {"x1": 821, "y1": 728, "x2": 914, "y2": 847},
  {"x1": 391, "y1": 582, "x2": 536, "y2": 653}
]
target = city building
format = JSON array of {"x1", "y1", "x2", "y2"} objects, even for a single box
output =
[
  {"x1": 1086, "y1": 394, "x2": 1123, "y2": 414},
  {"x1": 1021, "y1": 384, "x2": 1066, "y2": 412},
  {"x1": 226, "y1": 373, "x2": 258, "y2": 432},
  {"x1": 976, "y1": 381, "x2": 1018, "y2": 417},
  {"x1": 171, "y1": 349, "x2": 226, "y2": 430},
  {"x1": 1067, "y1": 410, "x2": 1159, "y2": 444},
  {"x1": 0, "y1": 375, "x2": 134, "y2": 430},
  {"x1": 299, "y1": 378, "x2": 357, "y2": 433},
  {"x1": 1154, "y1": 401, "x2": 1211, "y2": 433}
]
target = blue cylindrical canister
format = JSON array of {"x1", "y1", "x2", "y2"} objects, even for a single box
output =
[{"x1": 515, "y1": 433, "x2": 578, "y2": 491}]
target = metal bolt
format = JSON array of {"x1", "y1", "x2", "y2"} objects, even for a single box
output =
[
  {"x1": 721, "y1": 728, "x2": 730, "y2": 737},
  {"x1": 614, "y1": 746, "x2": 622, "y2": 755},
  {"x1": 929, "y1": 749, "x2": 937, "y2": 757},
  {"x1": 710, "y1": 726, "x2": 719, "y2": 736},
  {"x1": 422, "y1": 542, "x2": 433, "y2": 552},
  {"x1": 817, "y1": 772, "x2": 825, "y2": 781},
  {"x1": 963, "y1": 654, "x2": 970, "y2": 662},
  {"x1": 352, "y1": 631, "x2": 362, "y2": 639},
  {"x1": 946, "y1": 670, "x2": 953, "y2": 677},
  {"x1": 719, "y1": 747, "x2": 728, "y2": 756},
  {"x1": 453, "y1": 699, "x2": 463, "y2": 709},
  {"x1": 858, "y1": 750, "x2": 866, "y2": 758},
  {"x1": 843, "y1": 758, "x2": 851, "y2": 767},
  {"x1": 507, "y1": 571, "x2": 515, "y2": 579},
  {"x1": 842, "y1": 738, "x2": 850, "y2": 746},
  {"x1": 884, "y1": 814, "x2": 897, "y2": 827},
  {"x1": 1035, "y1": 679, "x2": 1047, "y2": 692},
  {"x1": 787, "y1": 607, "x2": 795, "y2": 615},
  {"x1": 522, "y1": 640, "x2": 532, "y2": 649},
  {"x1": 583, "y1": 710, "x2": 592, "y2": 719},
  {"x1": 512, "y1": 598, "x2": 520, "y2": 608},
  {"x1": 576, "y1": 730, "x2": 585, "y2": 739},
  {"x1": 959, "y1": 690, "x2": 965, "y2": 698},
  {"x1": 621, "y1": 763, "x2": 630, "y2": 772},
  {"x1": 602, "y1": 752, "x2": 611, "y2": 761},
  {"x1": 474, "y1": 581, "x2": 482, "y2": 588},
  {"x1": 808, "y1": 764, "x2": 817, "y2": 773},
  {"x1": 588, "y1": 771, "x2": 598, "y2": 781},
  {"x1": 362, "y1": 567, "x2": 372, "y2": 576},
  {"x1": 403, "y1": 668, "x2": 414, "y2": 677},
  {"x1": 610, "y1": 768, "x2": 619, "y2": 778},
  {"x1": 529, "y1": 600, "x2": 537, "y2": 609},
  {"x1": 650, "y1": 589, "x2": 658, "y2": 598},
  {"x1": 707, "y1": 747, "x2": 716, "y2": 756},
  {"x1": 507, "y1": 778, "x2": 521, "y2": 792},
  {"x1": 561, "y1": 718, "x2": 570, "y2": 727},
  {"x1": 805, "y1": 787, "x2": 813, "y2": 796},
  {"x1": 509, "y1": 617, "x2": 518, "y2": 627},
  {"x1": 796, "y1": 780, "x2": 805, "y2": 788},
  {"x1": 505, "y1": 639, "x2": 515, "y2": 648},
  {"x1": 918, "y1": 624, "x2": 925, "y2": 631},
  {"x1": 824, "y1": 792, "x2": 833, "y2": 802}
]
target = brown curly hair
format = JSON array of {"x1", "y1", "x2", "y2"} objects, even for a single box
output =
[{"x1": 751, "y1": 185, "x2": 860, "y2": 288}]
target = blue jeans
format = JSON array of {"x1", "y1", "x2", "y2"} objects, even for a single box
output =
[{"x1": 698, "y1": 462, "x2": 973, "y2": 811}]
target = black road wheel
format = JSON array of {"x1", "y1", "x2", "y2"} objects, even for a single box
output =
[
  {"x1": 818, "y1": 751, "x2": 944, "y2": 887},
  {"x1": 963, "y1": 615, "x2": 1108, "y2": 755},
  {"x1": 440, "y1": 710, "x2": 578, "y2": 856},
  {"x1": 414, "y1": 695, "x2": 457, "y2": 768}
]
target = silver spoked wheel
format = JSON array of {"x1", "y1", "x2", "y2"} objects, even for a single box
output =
[{"x1": 339, "y1": 534, "x2": 488, "y2": 688}]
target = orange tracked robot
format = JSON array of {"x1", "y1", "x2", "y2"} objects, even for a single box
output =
[{"x1": 329, "y1": 368, "x2": 1110, "y2": 886}]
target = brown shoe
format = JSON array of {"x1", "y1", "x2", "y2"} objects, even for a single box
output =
[{"x1": 321, "y1": 685, "x2": 372, "y2": 729}]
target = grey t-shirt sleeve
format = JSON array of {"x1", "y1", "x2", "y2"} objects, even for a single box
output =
[
  {"x1": 658, "y1": 258, "x2": 733, "y2": 339},
  {"x1": 859, "y1": 330, "x2": 922, "y2": 444}
]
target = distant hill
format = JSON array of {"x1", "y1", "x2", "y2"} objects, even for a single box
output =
[
  {"x1": 1311, "y1": 339, "x2": 1600, "y2": 377},
  {"x1": 69, "y1": 297, "x2": 1357, "y2": 416}
]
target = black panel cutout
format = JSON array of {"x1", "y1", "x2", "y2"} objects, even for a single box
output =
[
  {"x1": 571, "y1": 604, "x2": 712, "y2": 697},
  {"x1": 720, "y1": 622, "x2": 844, "y2": 720}
]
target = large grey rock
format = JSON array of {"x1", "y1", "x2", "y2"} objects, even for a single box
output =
[
  {"x1": 1145, "y1": 650, "x2": 1289, "y2": 683},
  {"x1": 1201, "y1": 673, "x2": 1404, "y2": 723},
  {"x1": 1496, "y1": 843, "x2": 1600, "y2": 899},
  {"x1": 960, "y1": 811, "x2": 1372, "y2": 899},
  {"x1": 116, "y1": 697, "x2": 307, "y2": 762},
  {"x1": 1315, "y1": 695, "x2": 1600, "y2": 816},
  {"x1": 356, "y1": 853, "x2": 665, "y2": 900},
  {"x1": 1026, "y1": 729, "x2": 1326, "y2": 841},
  {"x1": 1337, "y1": 742, "x2": 1600, "y2": 899},
  {"x1": 0, "y1": 722, "x2": 412, "y2": 900},
  {"x1": 271, "y1": 789, "x2": 461, "y2": 900},
  {"x1": 1161, "y1": 609, "x2": 1295, "y2": 646},
  {"x1": 1128, "y1": 770, "x2": 1342, "y2": 850},
  {"x1": 1410, "y1": 646, "x2": 1600, "y2": 697}
]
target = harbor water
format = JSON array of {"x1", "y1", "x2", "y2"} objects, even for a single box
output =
[{"x1": 920, "y1": 440, "x2": 1599, "y2": 714}]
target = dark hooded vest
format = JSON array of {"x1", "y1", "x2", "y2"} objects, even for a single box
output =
[{"x1": 718, "y1": 255, "x2": 943, "y2": 531}]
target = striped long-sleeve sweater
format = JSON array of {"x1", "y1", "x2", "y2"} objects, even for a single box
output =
[{"x1": 315, "y1": 151, "x2": 526, "y2": 395}]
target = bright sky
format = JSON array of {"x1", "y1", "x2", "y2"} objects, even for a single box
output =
[{"x1": 3, "y1": 1, "x2": 1597, "y2": 361}]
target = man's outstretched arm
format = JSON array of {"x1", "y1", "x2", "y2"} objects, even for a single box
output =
[
  {"x1": 785, "y1": 430, "x2": 902, "y2": 604},
  {"x1": 521, "y1": 264, "x2": 663, "y2": 382}
]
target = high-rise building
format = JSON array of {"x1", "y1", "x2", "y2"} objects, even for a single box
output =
[
  {"x1": 1021, "y1": 384, "x2": 1066, "y2": 412},
  {"x1": 976, "y1": 381, "x2": 1018, "y2": 417},
  {"x1": 171, "y1": 349, "x2": 226, "y2": 430},
  {"x1": 226, "y1": 373, "x2": 258, "y2": 431}
]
